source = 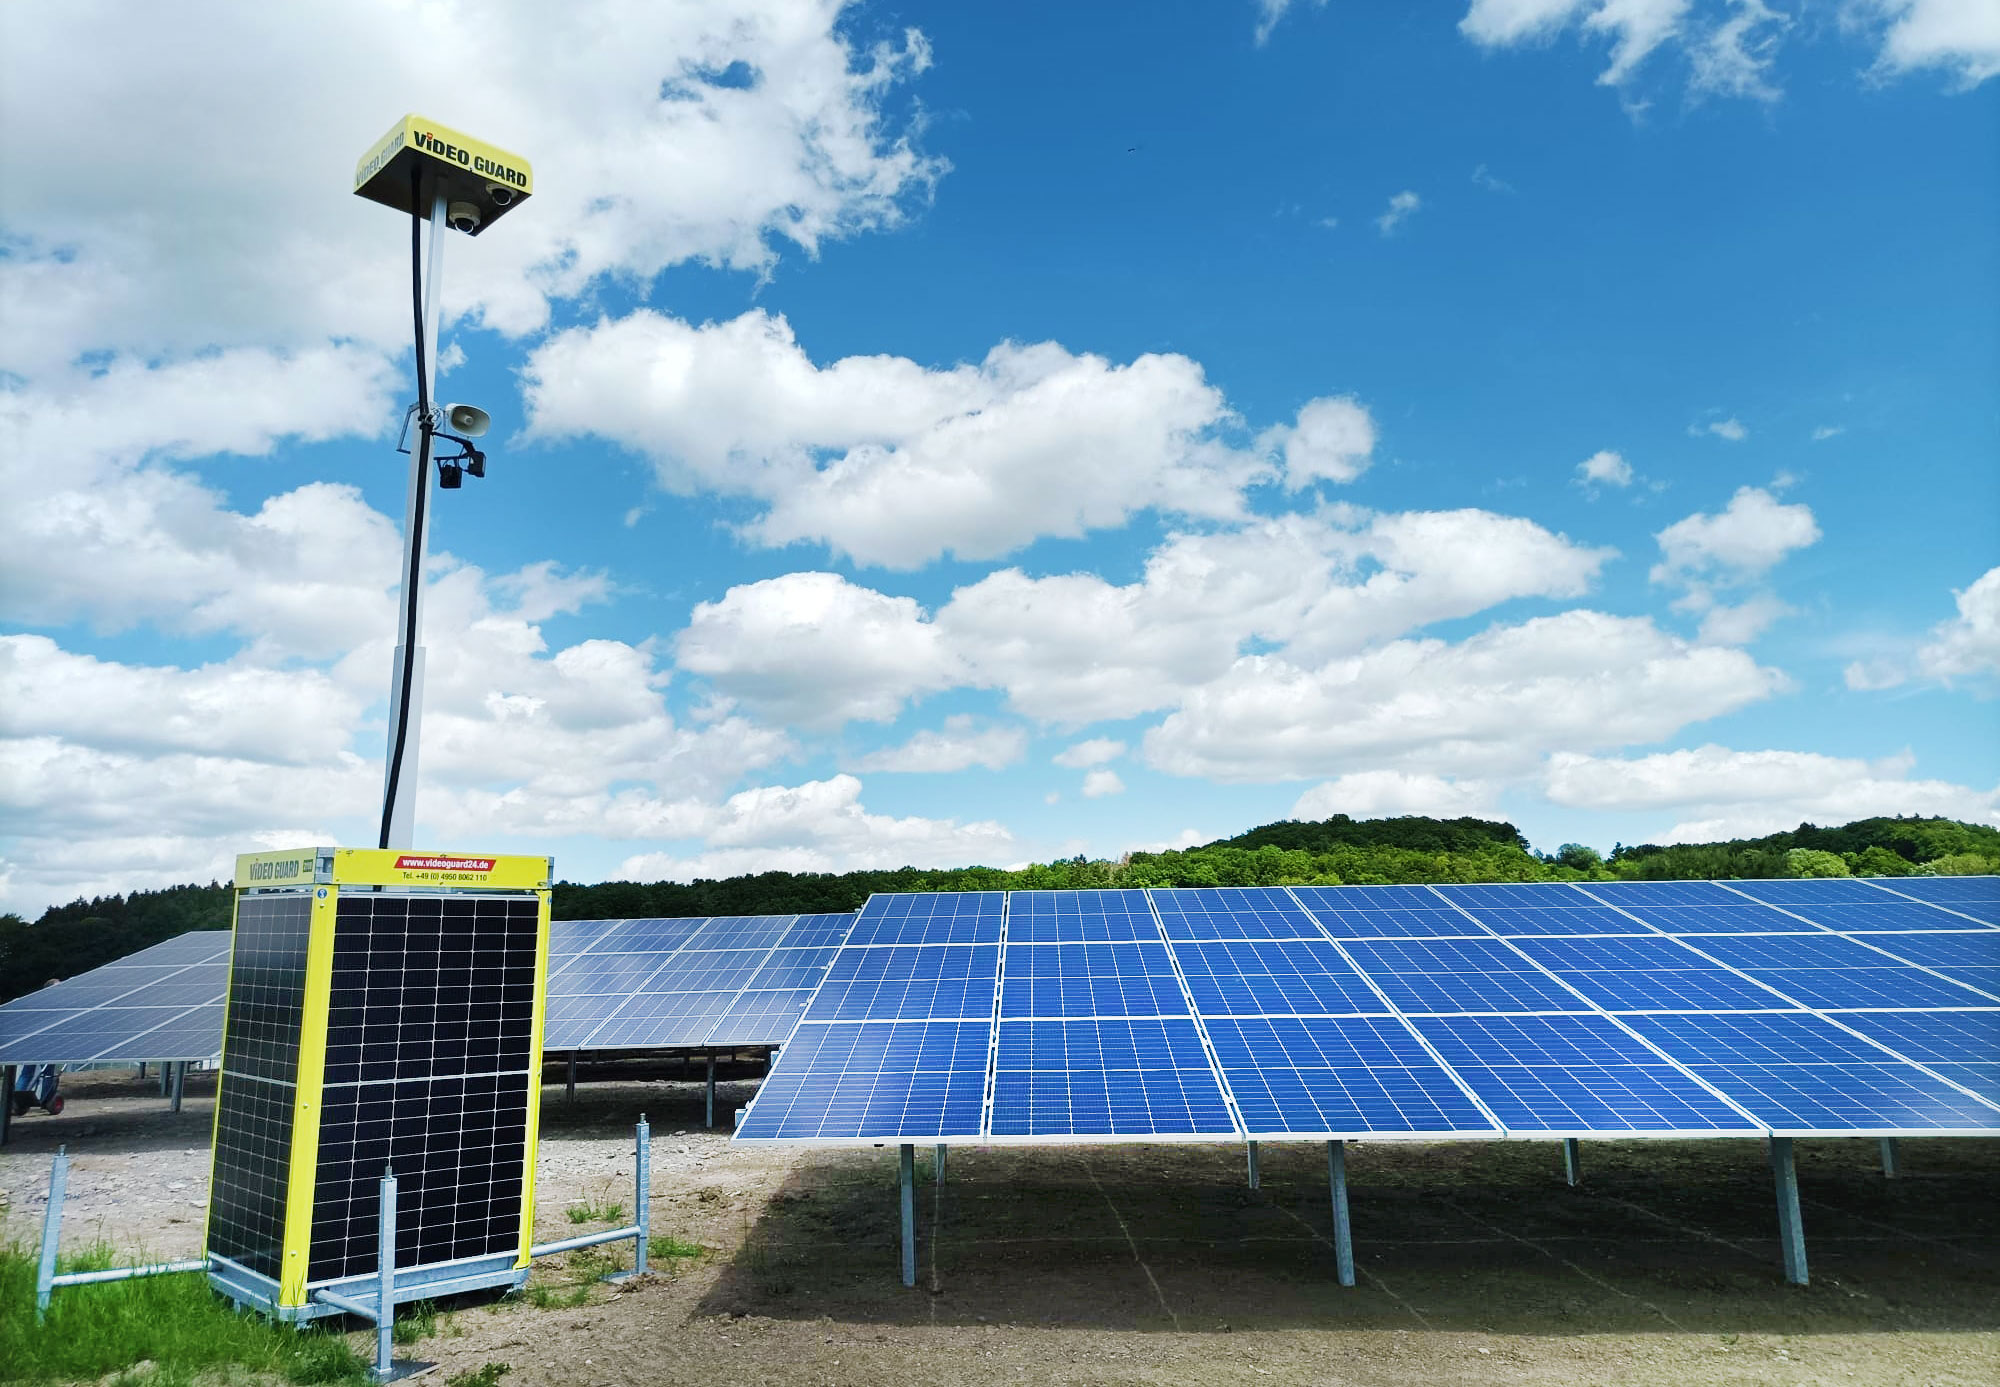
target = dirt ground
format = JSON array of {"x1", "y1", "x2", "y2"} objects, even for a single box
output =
[{"x1": 4, "y1": 1063, "x2": 1997, "y2": 1386}]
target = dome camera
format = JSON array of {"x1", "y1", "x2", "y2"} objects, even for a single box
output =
[
  {"x1": 485, "y1": 181, "x2": 517, "y2": 207},
  {"x1": 447, "y1": 201, "x2": 483, "y2": 234}
]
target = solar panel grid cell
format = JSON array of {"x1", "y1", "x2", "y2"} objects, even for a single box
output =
[
  {"x1": 733, "y1": 1019, "x2": 989, "y2": 1141},
  {"x1": 1585, "y1": 880, "x2": 1749, "y2": 907},
  {"x1": 1150, "y1": 887, "x2": 1324, "y2": 941},
  {"x1": 1600, "y1": 902, "x2": 1827, "y2": 935},
  {"x1": 1295, "y1": 900, "x2": 1489, "y2": 938},
  {"x1": 1725, "y1": 879, "x2": 1910, "y2": 905},
  {"x1": 999, "y1": 941, "x2": 1189, "y2": 1019},
  {"x1": 1335, "y1": 937, "x2": 1592, "y2": 1014},
  {"x1": 1448, "y1": 904, "x2": 1656, "y2": 937},
  {"x1": 804, "y1": 944, "x2": 1001, "y2": 1021},
  {"x1": 1175, "y1": 939, "x2": 1389, "y2": 1017},
  {"x1": 1770, "y1": 900, "x2": 1992, "y2": 932},
  {"x1": 988, "y1": 1018, "x2": 1238, "y2": 1139},
  {"x1": 1514, "y1": 936, "x2": 1797, "y2": 1013},
  {"x1": 1621, "y1": 1011, "x2": 2000, "y2": 1132},
  {"x1": 1411, "y1": 1013, "x2": 1757, "y2": 1134},
  {"x1": 1205, "y1": 1015, "x2": 1498, "y2": 1137}
]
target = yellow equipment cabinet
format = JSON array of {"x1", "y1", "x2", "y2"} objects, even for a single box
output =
[{"x1": 206, "y1": 849, "x2": 552, "y2": 1319}]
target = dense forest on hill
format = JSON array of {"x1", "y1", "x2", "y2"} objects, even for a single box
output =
[{"x1": 4, "y1": 813, "x2": 1995, "y2": 1003}]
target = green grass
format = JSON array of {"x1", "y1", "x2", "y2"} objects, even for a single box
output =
[
  {"x1": 1, "y1": 1243, "x2": 369, "y2": 1385},
  {"x1": 564, "y1": 1198, "x2": 625, "y2": 1224},
  {"x1": 390, "y1": 1298, "x2": 438, "y2": 1346},
  {"x1": 446, "y1": 1364, "x2": 510, "y2": 1387},
  {"x1": 647, "y1": 1234, "x2": 703, "y2": 1263},
  {"x1": 524, "y1": 1283, "x2": 591, "y2": 1310}
]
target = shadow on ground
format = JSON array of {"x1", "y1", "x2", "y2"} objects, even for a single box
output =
[{"x1": 696, "y1": 1137, "x2": 2000, "y2": 1337}]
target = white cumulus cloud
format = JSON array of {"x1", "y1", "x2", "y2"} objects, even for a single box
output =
[
  {"x1": 1376, "y1": 191, "x2": 1423, "y2": 236},
  {"x1": 848, "y1": 717, "x2": 1027, "y2": 773},
  {"x1": 1916, "y1": 565, "x2": 2000, "y2": 684},
  {"x1": 1544, "y1": 744, "x2": 2000, "y2": 839},
  {"x1": 1574, "y1": 449, "x2": 1635, "y2": 489},
  {"x1": 1651, "y1": 486, "x2": 1820, "y2": 586},
  {"x1": 1145, "y1": 610, "x2": 1786, "y2": 783},
  {"x1": 524, "y1": 309, "x2": 1260, "y2": 567},
  {"x1": 1054, "y1": 738, "x2": 1127, "y2": 769},
  {"x1": 1081, "y1": 769, "x2": 1127, "y2": 798},
  {"x1": 1291, "y1": 771, "x2": 1500, "y2": 821}
]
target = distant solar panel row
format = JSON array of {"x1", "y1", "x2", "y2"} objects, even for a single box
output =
[
  {"x1": 737, "y1": 882, "x2": 2000, "y2": 1146},
  {"x1": 0, "y1": 910, "x2": 858, "y2": 1065}
]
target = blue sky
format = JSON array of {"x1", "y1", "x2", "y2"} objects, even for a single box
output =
[{"x1": 2, "y1": 1, "x2": 1996, "y2": 912}]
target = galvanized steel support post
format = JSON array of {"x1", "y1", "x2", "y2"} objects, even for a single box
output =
[
  {"x1": 934, "y1": 1144, "x2": 946, "y2": 1183},
  {"x1": 1246, "y1": 1141, "x2": 1261, "y2": 1190},
  {"x1": 169, "y1": 1061, "x2": 186, "y2": 1114},
  {"x1": 634, "y1": 1115, "x2": 652, "y2": 1276},
  {"x1": 34, "y1": 1146, "x2": 67, "y2": 1320},
  {"x1": 1770, "y1": 1137, "x2": 1807, "y2": 1286},
  {"x1": 1563, "y1": 1138, "x2": 1581, "y2": 1187},
  {"x1": 1328, "y1": 1140, "x2": 1354, "y2": 1288},
  {"x1": 705, "y1": 1051, "x2": 716, "y2": 1129},
  {"x1": 376, "y1": 1168, "x2": 398, "y2": 1378},
  {"x1": 1878, "y1": 1137, "x2": 1900, "y2": 1179},
  {"x1": 565, "y1": 1052, "x2": 576, "y2": 1102},
  {"x1": 899, "y1": 1144, "x2": 917, "y2": 1287},
  {"x1": 0, "y1": 1065, "x2": 14, "y2": 1147}
]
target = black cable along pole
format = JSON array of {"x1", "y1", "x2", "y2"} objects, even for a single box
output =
[{"x1": 379, "y1": 165, "x2": 432, "y2": 849}]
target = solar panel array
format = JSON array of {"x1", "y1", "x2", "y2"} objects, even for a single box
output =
[
  {"x1": 0, "y1": 911, "x2": 858, "y2": 1065},
  {"x1": 737, "y1": 880, "x2": 2000, "y2": 1145}
]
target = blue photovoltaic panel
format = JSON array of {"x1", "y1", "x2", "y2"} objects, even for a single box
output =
[
  {"x1": 734, "y1": 1020, "x2": 989, "y2": 1141},
  {"x1": 988, "y1": 1018, "x2": 1237, "y2": 1138},
  {"x1": 1174, "y1": 939, "x2": 1386, "y2": 1016},
  {"x1": 1515, "y1": 936, "x2": 1792, "y2": 1012},
  {"x1": 1724, "y1": 878, "x2": 1910, "y2": 905},
  {"x1": 1304, "y1": 884, "x2": 1459, "y2": 911},
  {"x1": 1292, "y1": 888, "x2": 1488, "y2": 939},
  {"x1": 1334, "y1": 937, "x2": 1589, "y2": 1014},
  {"x1": 1750, "y1": 899, "x2": 1994, "y2": 933},
  {"x1": 1443, "y1": 903, "x2": 1657, "y2": 938},
  {"x1": 1150, "y1": 887, "x2": 1325, "y2": 940},
  {"x1": 1878, "y1": 877, "x2": 2000, "y2": 924},
  {"x1": 1006, "y1": 889, "x2": 1158, "y2": 942},
  {"x1": 1685, "y1": 934, "x2": 1997, "y2": 1008},
  {"x1": 0, "y1": 930, "x2": 231, "y2": 1064},
  {"x1": 1433, "y1": 883, "x2": 1592, "y2": 909},
  {"x1": 640, "y1": 948, "x2": 771, "y2": 994},
  {"x1": 1206, "y1": 1015, "x2": 1497, "y2": 1137},
  {"x1": 1829, "y1": 1011, "x2": 2000, "y2": 1104},
  {"x1": 803, "y1": 944, "x2": 999, "y2": 1021},
  {"x1": 776, "y1": 913, "x2": 859, "y2": 948},
  {"x1": 1584, "y1": 880, "x2": 1749, "y2": 908},
  {"x1": 681, "y1": 914, "x2": 800, "y2": 951},
  {"x1": 1854, "y1": 931, "x2": 2000, "y2": 971},
  {"x1": 546, "y1": 950, "x2": 673, "y2": 995},
  {"x1": 746, "y1": 947, "x2": 839, "y2": 991},
  {"x1": 1621, "y1": 1012, "x2": 2000, "y2": 1132},
  {"x1": 588, "y1": 991, "x2": 739, "y2": 1048},
  {"x1": 5, "y1": 1007, "x2": 203, "y2": 1064},
  {"x1": 988, "y1": 891, "x2": 1239, "y2": 1138},
  {"x1": 588, "y1": 916, "x2": 710, "y2": 955},
  {"x1": 1597, "y1": 901, "x2": 1826, "y2": 935},
  {"x1": 703, "y1": 988, "x2": 820, "y2": 1046},
  {"x1": 1000, "y1": 941, "x2": 1188, "y2": 1018},
  {"x1": 1410, "y1": 1013, "x2": 1757, "y2": 1134},
  {"x1": 845, "y1": 892, "x2": 1003, "y2": 946}
]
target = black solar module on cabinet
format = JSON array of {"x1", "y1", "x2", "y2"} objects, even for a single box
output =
[
  {"x1": 307, "y1": 892, "x2": 541, "y2": 1283},
  {"x1": 208, "y1": 893, "x2": 313, "y2": 1279}
]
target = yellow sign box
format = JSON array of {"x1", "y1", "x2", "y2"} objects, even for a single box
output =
[
  {"x1": 235, "y1": 847, "x2": 552, "y2": 891},
  {"x1": 353, "y1": 113, "x2": 532, "y2": 234}
]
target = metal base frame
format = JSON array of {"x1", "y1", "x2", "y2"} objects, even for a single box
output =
[{"x1": 208, "y1": 1252, "x2": 528, "y2": 1324}]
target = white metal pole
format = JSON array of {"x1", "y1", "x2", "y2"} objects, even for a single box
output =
[{"x1": 381, "y1": 187, "x2": 448, "y2": 851}]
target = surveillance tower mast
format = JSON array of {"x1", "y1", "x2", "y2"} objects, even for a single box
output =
[{"x1": 352, "y1": 116, "x2": 532, "y2": 849}]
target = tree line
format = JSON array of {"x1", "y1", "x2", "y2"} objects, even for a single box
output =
[{"x1": 4, "y1": 812, "x2": 1994, "y2": 1004}]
